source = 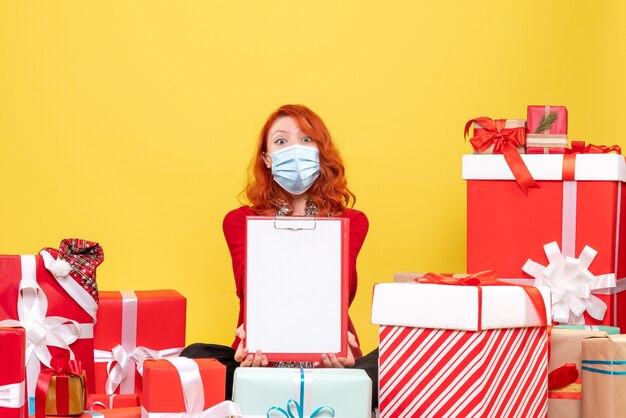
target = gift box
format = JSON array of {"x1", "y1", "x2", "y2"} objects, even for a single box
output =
[
  {"x1": 233, "y1": 368, "x2": 371, "y2": 418},
  {"x1": 35, "y1": 358, "x2": 87, "y2": 417},
  {"x1": 0, "y1": 240, "x2": 103, "y2": 398},
  {"x1": 93, "y1": 290, "x2": 186, "y2": 395},
  {"x1": 468, "y1": 119, "x2": 526, "y2": 155},
  {"x1": 526, "y1": 146, "x2": 567, "y2": 154},
  {"x1": 464, "y1": 153, "x2": 626, "y2": 330},
  {"x1": 142, "y1": 358, "x2": 237, "y2": 417},
  {"x1": 554, "y1": 324, "x2": 620, "y2": 334},
  {"x1": 581, "y1": 334, "x2": 626, "y2": 417},
  {"x1": 371, "y1": 274, "x2": 551, "y2": 418},
  {"x1": 34, "y1": 406, "x2": 142, "y2": 418},
  {"x1": 88, "y1": 394, "x2": 139, "y2": 410},
  {"x1": 0, "y1": 327, "x2": 27, "y2": 418},
  {"x1": 465, "y1": 118, "x2": 537, "y2": 194},
  {"x1": 548, "y1": 328, "x2": 608, "y2": 418},
  {"x1": 527, "y1": 105, "x2": 568, "y2": 135}
]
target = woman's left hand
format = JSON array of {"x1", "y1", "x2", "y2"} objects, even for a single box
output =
[{"x1": 314, "y1": 331, "x2": 358, "y2": 368}]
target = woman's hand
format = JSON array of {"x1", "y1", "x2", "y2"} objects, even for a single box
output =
[
  {"x1": 314, "y1": 331, "x2": 358, "y2": 368},
  {"x1": 233, "y1": 325, "x2": 268, "y2": 367}
]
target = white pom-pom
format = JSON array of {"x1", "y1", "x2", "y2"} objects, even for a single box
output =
[{"x1": 50, "y1": 259, "x2": 72, "y2": 278}]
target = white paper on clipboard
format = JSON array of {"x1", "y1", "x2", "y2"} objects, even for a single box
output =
[{"x1": 245, "y1": 216, "x2": 347, "y2": 360}]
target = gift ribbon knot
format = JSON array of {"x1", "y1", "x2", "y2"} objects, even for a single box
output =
[
  {"x1": 522, "y1": 241, "x2": 616, "y2": 324},
  {"x1": 465, "y1": 117, "x2": 538, "y2": 194},
  {"x1": 266, "y1": 368, "x2": 335, "y2": 418}
]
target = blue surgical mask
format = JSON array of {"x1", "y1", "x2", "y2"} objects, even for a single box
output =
[{"x1": 270, "y1": 145, "x2": 320, "y2": 195}]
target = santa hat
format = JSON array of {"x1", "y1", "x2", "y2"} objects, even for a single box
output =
[{"x1": 42, "y1": 238, "x2": 104, "y2": 302}]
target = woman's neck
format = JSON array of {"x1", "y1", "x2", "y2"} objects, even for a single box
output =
[{"x1": 291, "y1": 195, "x2": 308, "y2": 216}]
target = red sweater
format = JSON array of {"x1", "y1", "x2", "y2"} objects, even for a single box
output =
[{"x1": 223, "y1": 205, "x2": 369, "y2": 359}]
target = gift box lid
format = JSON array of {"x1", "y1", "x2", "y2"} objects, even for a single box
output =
[
  {"x1": 462, "y1": 154, "x2": 626, "y2": 182},
  {"x1": 371, "y1": 282, "x2": 551, "y2": 331}
]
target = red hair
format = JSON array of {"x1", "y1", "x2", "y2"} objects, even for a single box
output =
[{"x1": 244, "y1": 104, "x2": 356, "y2": 216}]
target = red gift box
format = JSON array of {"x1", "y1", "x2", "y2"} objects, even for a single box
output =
[
  {"x1": 527, "y1": 105, "x2": 568, "y2": 136},
  {"x1": 526, "y1": 146, "x2": 566, "y2": 154},
  {"x1": 88, "y1": 394, "x2": 139, "y2": 410},
  {"x1": 0, "y1": 251, "x2": 99, "y2": 398},
  {"x1": 464, "y1": 153, "x2": 626, "y2": 330},
  {"x1": 142, "y1": 358, "x2": 239, "y2": 417},
  {"x1": 0, "y1": 327, "x2": 27, "y2": 418},
  {"x1": 372, "y1": 277, "x2": 550, "y2": 418},
  {"x1": 33, "y1": 406, "x2": 142, "y2": 417},
  {"x1": 93, "y1": 290, "x2": 186, "y2": 395}
]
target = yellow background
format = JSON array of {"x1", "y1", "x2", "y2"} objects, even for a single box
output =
[{"x1": 1, "y1": 1, "x2": 625, "y2": 353}]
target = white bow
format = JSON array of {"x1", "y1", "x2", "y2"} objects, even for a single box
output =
[
  {"x1": 523, "y1": 241, "x2": 616, "y2": 324},
  {"x1": 0, "y1": 255, "x2": 83, "y2": 396},
  {"x1": 141, "y1": 357, "x2": 241, "y2": 418},
  {"x1": 95, "y1": 345, "x2": 183, "y2": 394},
  {"x1": 0, "y1": 381, "x2": 25, "y2": 408}
]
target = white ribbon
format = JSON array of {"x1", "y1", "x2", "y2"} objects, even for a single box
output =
[
  {"x1": 0, "y1": 381, "x2": 25, "y2": 408},
  {"x1": 94, "y1": 290, "x2": 183, "y2": 394},
  {"x1": 0, "y1": 255, "x2": 94, "y2": 397},
  {"x1": 40, "y1": 251, "x2": 98, "y2": 323},
  {"x1": 141, "y1": 357, "x2": 242, "y2": 418},
  {"x1": 522, "y1": 241, "x2": 616, "y2": 324}
]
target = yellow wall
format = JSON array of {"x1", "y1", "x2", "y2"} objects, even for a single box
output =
[{"x1": 1, "y1": 1, "x2": 625, "y2": 353}]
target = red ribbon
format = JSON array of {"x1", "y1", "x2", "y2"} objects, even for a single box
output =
[
  {"x1": 35, "y1": 358, "x2": 85, "y2": 418},
  {"x1": 417, "y1": 270, "x2": 548, "y2": 331},
  {"x1": 548, "y1": 363, "x2": 579, "y2": 390},
  {"x1": 465, "y1": 117, "x2": 538, "y2": 195},
  {"x1": 562, "y1": 141, "x2": 622, "y2": 181},
  {"x1": 566, "y1": 141, "x2": 622, "y2": 155}
]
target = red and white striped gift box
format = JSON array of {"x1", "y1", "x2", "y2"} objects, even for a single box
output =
[{"x1": 372, "y1": 280, "x2": 551, "y2": 418}]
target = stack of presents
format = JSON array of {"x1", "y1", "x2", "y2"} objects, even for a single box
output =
[{"x1": 1, "y1": 105, "x2": 625, "y2": 418}]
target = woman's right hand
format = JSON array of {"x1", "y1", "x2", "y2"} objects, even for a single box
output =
[{"x1": 234, "y1": 325, "x2": 268, "y2": 367}]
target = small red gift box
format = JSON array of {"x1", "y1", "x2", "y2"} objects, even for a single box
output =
[
  {"x1": 0, "y1": 241, "x2": 102, "y2": 398},
  {"x1": 372, "y1": 274, "x2": 550, "y2": 418},
  {"x1": 526, "y1": 146, "x2": 566, "y2": 154},
  {"x1": 0, "y1": 327, "x2": 27, "y2": 418},
  {"x1": 527, "y1": 106, "x2": 568, "y2": 155},
  {"x1": 142, "y1": 358, "x2": 239, "y2": 417},
  {"x1": 527, "y1": 105, "x2": 568, "y2": 136},
  {"x1": 464, "y1": 152, "x2": 626, "y2": 329},
  {"x1": 88, "y1": 394, "x2": 140, "y2": 410},
  {"x1": 93, "y1": 290, "x2": 186, "y2": 395},
  {"x1": 34, "y1": 406, "x2": 142, "y2": 418}
]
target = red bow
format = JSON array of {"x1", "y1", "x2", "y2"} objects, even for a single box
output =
[
  {"x1": 36, "y1": 358, "x2": 86, "y2": 418},
  {"x1": 417, "y1": 270, "x2": 547, "y2": 330},
  {"x1": 548, "y1": 363, "x2": 579, "y2": 390},
  {"x1": 465, "y1": 117, "x2": 538, "y2": 195},
  {"x1": 566, "y1": 141, "x2": 622, "y2": 155}
]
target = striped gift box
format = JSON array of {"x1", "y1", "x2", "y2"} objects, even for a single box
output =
[{"x1": 372, "y1": 281, "x2": 551, "y2": 418}]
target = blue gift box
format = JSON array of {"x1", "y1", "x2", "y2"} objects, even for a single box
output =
[{"x1": 233, "y1": 368, "x2": 371, "y2": 418}]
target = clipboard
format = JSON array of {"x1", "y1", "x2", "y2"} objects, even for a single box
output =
[{"x1": 244, "y1": 216, "x2": 349, "y2": 362}]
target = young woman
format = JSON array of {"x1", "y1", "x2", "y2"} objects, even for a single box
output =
[{"x1": 182, "y1": 104, "x2": 376, "y2": 402}]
